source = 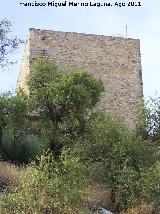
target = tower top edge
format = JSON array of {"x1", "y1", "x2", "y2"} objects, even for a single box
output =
[{"x1": 28, "y1": 28, "x2": 140, "y2": 42}]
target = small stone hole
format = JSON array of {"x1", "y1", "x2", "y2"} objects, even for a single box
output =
[{"x1": 42, "y1": 36, "x2": 46, "y2": 41}]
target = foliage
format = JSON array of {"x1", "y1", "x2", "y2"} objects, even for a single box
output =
[
  {"x1": 29, "y1": 58, "x2": 104, "y2": 122},
  {"x1": 145, "y1": 97, "x2": 160, "y2": 149},
  {"x1": 1, "y1": 58, "x2": 104, "y2": 162},
  {"x1": 1, "y1": 57, "x2": 160, "y2": 213},
  {"x1": 0, "y1": 151, "x2": 90, "y2": 214},
  {"x1": 0, "y1": 91, "x2": 29, "y2": 129},
  {"x1": 2, "y1": 129, "x2": 48, "y2": 163},
  {"x1": 0, "y1": 92, "x2": 28, "y2": 160},
  {"x1": 0, "y1": 92, "x2": 48, "y2": 163},
  {"x1": 136, "y1": 96, "x2": 160, "y2": 146},
  {"x1": 28, "y1": 58, "x2": 104, "y2": 159},
  {"x1": 0, "y1": 18, "x2": 23, "y2": 69},
  {"x1": 71, "y1": 112, "x2": 159, "y2": 210},
  {"x1": 139, "y1": 161, "x2": 160, "y2": 210}
]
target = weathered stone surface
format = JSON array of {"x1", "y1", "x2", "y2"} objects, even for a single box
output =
[{"x1": 17, "y1": 28, "x2": 143, "y2": 129}]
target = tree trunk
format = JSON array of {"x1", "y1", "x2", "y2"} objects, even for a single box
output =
[
  {"x1": 0, "y1": 123, "x2": 9, "y2": 159},
  {"x1": 111, "y1": 189, "x2": 116, "y2": 204},
  {"x1": 50, "y1": 139, "x2": 63, "y2": 161}
]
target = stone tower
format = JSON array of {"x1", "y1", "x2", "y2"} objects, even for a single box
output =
[{"x1": 17, "y1": 28, "x2": 143, "y2": 129}]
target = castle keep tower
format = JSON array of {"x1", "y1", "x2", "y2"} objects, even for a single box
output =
[{"x1": 17, "y1": 28, "x2": 143, "y2": 129}]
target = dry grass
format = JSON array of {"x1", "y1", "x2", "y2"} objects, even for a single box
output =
[
  {"x1": 86, "y1": 182, "x2": 118, "y2": 212},
  {"x1": 0, "y1": 161, "x2": 25, "y2": 191},
  {"x1": 86, "y1": 182, "x2": 110, "y2": 207},
  {"x1": 120, "y1": 204, "x2": 154, "y2": 214},
  {"x1": 86, "y1": 184, "x2": 155, "y2": 214}
]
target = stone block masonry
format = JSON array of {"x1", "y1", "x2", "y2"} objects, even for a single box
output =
[{"x1": 17, "y1": 28, "x2": 143, "y2": 129}]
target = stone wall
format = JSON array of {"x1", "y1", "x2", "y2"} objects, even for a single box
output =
[{"x1": 17, "y1": 28, "x2": 143, "y2": 129}]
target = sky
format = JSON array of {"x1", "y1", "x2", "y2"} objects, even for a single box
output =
[{"x1": 0, "y1": 0, "x2": 160, "y2": 98}]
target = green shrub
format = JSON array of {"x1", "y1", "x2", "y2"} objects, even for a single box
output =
[
  {"x1": 0, "y1": 151, "x2": 90, "y2": 214},
  {"x1": 139, "y1": 161, "x2": 160, "y2": 208},
  {"x1": 72, "y1": 112, "x2": 159, "y2": 211},
  {"x1": 1, "y1": 128, "x2": 49, "y2": 163}
]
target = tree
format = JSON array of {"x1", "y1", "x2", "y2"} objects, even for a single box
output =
[
  {"x1": 0, "y1": 19, "x2": 23, "y2": 69},
  {"x1": 0, "y1": 92, "x2": 29, "y2": 160},
  {"x1": 28, "y1": 58, "x2": 104, "y2": 159},
  {"x1": 0, "y1": 19, "x2": 24, "y2": 158},
  {"x1": 71, "y1": 112, "x2": 159, "y2": 211},
  {"x1": 0, "y1": 91, "x2": 47, "y2": 163},
  {"x1": 136, "y1": 96, "x2": 160, "y2": 147}
]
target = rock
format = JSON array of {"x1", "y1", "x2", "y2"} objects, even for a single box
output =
[{"x1": 90, "y1": 202, "x2": 114, "y2": 214}]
